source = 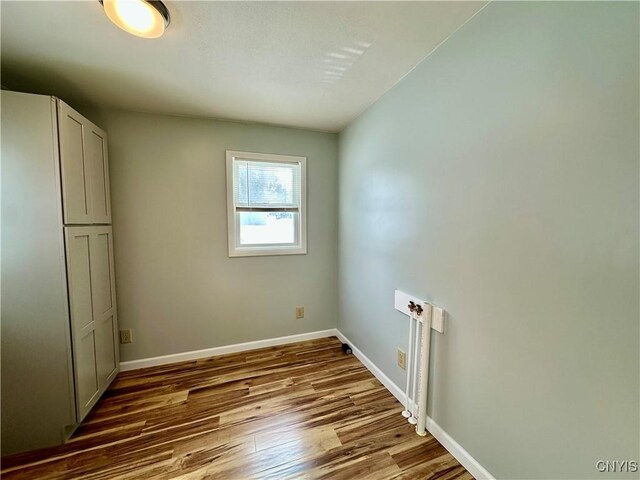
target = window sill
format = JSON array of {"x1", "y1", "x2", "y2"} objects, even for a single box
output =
[{"x1": 228, "y1": 245, "x2": 307, "y2": 257}]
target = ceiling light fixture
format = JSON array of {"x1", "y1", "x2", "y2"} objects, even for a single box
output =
[{"x1": 100, "y1": 0, "x2": 170, "y2": 39}]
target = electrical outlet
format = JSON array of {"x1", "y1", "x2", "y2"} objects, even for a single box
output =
[
  {"x1": 397, "y1": 348, "x2": 406, "y2": 369},
  {"x1": 119, "y1": 329, "x2": 133, "y2": 344},
  {"x1": 295, "y1": 306, "x2": 305, "y2": 319}
]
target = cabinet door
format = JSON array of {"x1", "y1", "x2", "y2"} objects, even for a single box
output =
[
  {"x1": 58, "y1": 102, "x2": 91, "y2": 224},
  {"x1": 58, "y1": 101, "x2": 111, "y2": 224},
  {"x1": 89, "y1": 227, "x2": 119, "y2": 388},
  {"x1": 65, "y1": 227, "x2": 99, "y2": 420},
  {"x1": 65, "y1": 226, "x2": 119, "y2": 421}
]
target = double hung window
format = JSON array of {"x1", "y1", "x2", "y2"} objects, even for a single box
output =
[{"x1": 226, "y1": 150, "x2": 307, "y2": 257}]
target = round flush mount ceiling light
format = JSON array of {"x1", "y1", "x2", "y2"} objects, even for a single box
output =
[{"x1": 100, "y1": 0, "x2": 170, "y2": 39}]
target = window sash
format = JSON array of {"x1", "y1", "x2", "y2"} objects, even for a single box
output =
[
  {"x1": 233, "y1": 159, "x2": 301, "y2": 209},
  {"x1": 235, "y1": 211, "x2": 299, "y2": 248}
]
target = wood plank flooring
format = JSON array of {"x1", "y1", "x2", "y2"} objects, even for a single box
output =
[{"x1": 1, "y1": 336, "x2": 472, "y2": 479}]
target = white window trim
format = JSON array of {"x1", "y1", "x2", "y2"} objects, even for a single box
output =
[{"x1": 226, "y1": 150, "x2": 307, "y2": 257}]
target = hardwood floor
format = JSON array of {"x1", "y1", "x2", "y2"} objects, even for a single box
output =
[{"x1": 1, "y1": 336, "x2": 472, "y2": 479}]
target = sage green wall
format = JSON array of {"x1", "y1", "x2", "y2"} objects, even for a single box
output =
[
  {"x1": 338, "y1": 2, "x2": 639, "y2": 479},
  {"x1": 87, "y1": 109, "x2": 338, "y2": 362}
]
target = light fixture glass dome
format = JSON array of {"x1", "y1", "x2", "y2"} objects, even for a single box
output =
[{"x1": 101, "y1": 0, "x2": 170, "y2": 39}]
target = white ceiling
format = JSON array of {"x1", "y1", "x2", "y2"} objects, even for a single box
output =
[{"x1": 1, "y1": 1, "x2": 484, "y2": 132}]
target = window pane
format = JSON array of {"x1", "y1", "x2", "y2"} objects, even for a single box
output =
[
  {"x1": 247, "y1": 163, "x2": 295, "y2": 205},
  {"x1": 239, "y1": 212, "x2": 296, "y2": 245},
  {"x1": 234, "y1": 159, "x2": 300, "y2": 207}
]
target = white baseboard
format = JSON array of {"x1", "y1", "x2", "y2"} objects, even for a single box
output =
[
  {"x1": 334, "y1": 329, "x2": 406, "y2": 404},
  {"x1": 119, "y1": 328, "x2": 339, "y2": 371},
  {"x1": 425, "y1": 416, "x2": 494, "y2": 480},
  {"x1": 335, "y1": 329, "x2": 495, "y2": 480}
]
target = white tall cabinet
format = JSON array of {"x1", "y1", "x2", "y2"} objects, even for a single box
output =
[{"x1": 1, "y1": 90, "x2": 119, "y2": 455}]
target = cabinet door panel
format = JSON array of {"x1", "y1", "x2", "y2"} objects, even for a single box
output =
[
  {"x1": 66, "y1": 233, "x2": 93, "y2": 331},
  {"x1": 76, "y1": 331, "x2": 98, "y2": 409},
  {"x1": 85, "y1": 127, "x2": 111, "y2": 224},
  {"x1": 90, "y1": 228, "x2": 119, "y2": 387},
  {"x1": 91, "y1": 232, "x2": 114, "y2": 315},
  {"x1": 58, "y1": 102, "x2": 90, "y2": 224},
  {"x1": 95, "y1": 315, "x2": 117, "y2": 386}
]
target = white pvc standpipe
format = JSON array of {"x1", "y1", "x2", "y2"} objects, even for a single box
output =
[
  {"x1": 408, "y1": 316, "x2": 421, "y2": 425},
  {"x1": 402, "y1": 310, "x2": 416, "y2": 419},
  {"x1": 416, "y1": 303, "x2": 433, "y2": 436}
]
